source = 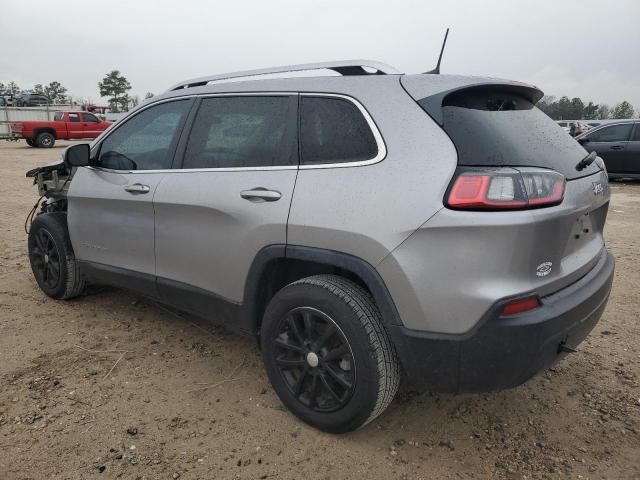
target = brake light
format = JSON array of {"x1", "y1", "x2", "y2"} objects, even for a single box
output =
[
  {"x1": 447, "y1": 168, "x2": 565, "y2": 210},
  {"x1": 500, "y1": 296, "x2": 540, "y2": 316}
]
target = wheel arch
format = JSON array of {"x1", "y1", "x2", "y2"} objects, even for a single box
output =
[
  {"x1": 34, "y1": 127, "x2": 57, "y2": 139},
  {"x1": 242, "y1": 245, "x2": 403, "y2": 338}
]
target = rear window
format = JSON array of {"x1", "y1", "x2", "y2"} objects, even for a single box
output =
[
  {"x1": 419, "y1": 87, "x2": 600, "y2": 180},
  {"x1": 300, "y1": 96, "x2": 378, "y2": 165}
]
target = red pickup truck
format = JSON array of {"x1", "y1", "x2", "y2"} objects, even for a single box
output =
[{"x1": 11, "y1": 111, "x2": 112, "y2": 148}]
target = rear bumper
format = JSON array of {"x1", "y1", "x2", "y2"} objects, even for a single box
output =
[{"x1": 387, "y1": 250, "x2": 615, "y2": 392}]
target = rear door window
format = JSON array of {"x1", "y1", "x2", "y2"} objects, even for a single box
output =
[
  {"x1": 54, "y1": 112, "x2": 63, "y2": 121},
  {"x1": 97, "y1": 100, "x2": 191, "y2": 171},
  {"x1": 629, "y1": 124, "x2": 640, "y2": 141},
  {"x1": 182, "y1": 96, "x2": 296, "y2": 169},
  {"x1": 68, "y1": 113, "x2": 80, "y2": 122},
  {"x1": 300, "y1": 96, "x2": 378, "y2": 165},
  {"x1": 586, "y1": 124, "x2": 633, "y2": 142}
]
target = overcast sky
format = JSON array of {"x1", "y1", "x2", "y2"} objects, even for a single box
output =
[{"x1": 1, "y1": 0, "x2": 639, "y2": 108}]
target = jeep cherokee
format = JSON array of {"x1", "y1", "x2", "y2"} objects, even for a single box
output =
[{"x1": 25, "y1": 60, "x2": 614, "y2": 433}]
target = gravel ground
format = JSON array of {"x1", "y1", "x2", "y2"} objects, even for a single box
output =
[{"x1": 0, "y1": 140, "x2": 639, "y2": 480}]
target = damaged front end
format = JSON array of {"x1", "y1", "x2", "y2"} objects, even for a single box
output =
[{"x1": 25, "y1": 161, "x2": 72, "y2": 216}]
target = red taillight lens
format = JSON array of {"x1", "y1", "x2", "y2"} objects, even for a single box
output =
[
  {"x1": 500, "y1": 296, "x2": 540, "y2": 316},
  {"x1": 447, "y1": 168, "x2": 565, "y2": 210}
]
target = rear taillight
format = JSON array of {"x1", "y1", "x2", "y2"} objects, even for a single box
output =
[{"x1": 447, "y1": 168, "x2": 565, "y2": 210}]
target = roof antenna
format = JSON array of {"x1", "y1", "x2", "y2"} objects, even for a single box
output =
[{"x1": 423, "y1": 28, "x2": 450, "y2": 74}]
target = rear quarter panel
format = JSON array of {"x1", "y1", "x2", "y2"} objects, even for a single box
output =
[
  {"x1": 22, "y1": 121, "x2": 68, "y2": 138},
  {"x1": 377, "y1": 171, "x2": 610, "y2": 334},
  {"x1": 287, "y1": 76, "x2": 458, "y2": 266}
]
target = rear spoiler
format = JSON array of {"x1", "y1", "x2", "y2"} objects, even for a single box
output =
[{"x1": 401, "y1": 75, "x2": 544, "y2": 125}]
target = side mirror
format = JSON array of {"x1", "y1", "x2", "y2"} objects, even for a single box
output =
[{"x1": 64, "y1": 143, "x2": 92, "y2": 168}]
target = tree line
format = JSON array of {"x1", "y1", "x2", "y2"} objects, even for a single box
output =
[
  {"x1": 0, "y1": 71, "x2": 154, "y2": 112},
  {"x1": 3, "y1": 72, "x2": 637, "y2": 120},
  {"x1": 536, "y1": 96, "x2": 635, "y2": 120},
  {"x1": 0, "y1": 80, "x2": 69, "y2": 104}
]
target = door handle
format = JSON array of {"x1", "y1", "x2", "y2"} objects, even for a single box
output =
[
  {"x1": 240, "y1": 187, "x2": 281, "y2": 202},
  {"x1": 610, "y1": 145, "x2": 624, "y2": 150},
  {"x1": 124, "y1": 183, "x2": 151, "y2": 194}
]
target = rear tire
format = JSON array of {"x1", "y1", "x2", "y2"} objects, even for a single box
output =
[
  {"x1": 28, "y1": 213, "x2": 85, "y2": 300},
  {"x1": 261, "y1": 275, "x2": 400, "y2": 433},
  {"x1": 36, "y1": 132, "x2": 55, "y2": 148}
]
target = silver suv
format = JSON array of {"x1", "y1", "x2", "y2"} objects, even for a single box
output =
[{"x1": 26, "y1": 60, "x2": 615, "y2": 433}]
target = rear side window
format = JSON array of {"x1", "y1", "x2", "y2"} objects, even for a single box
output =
[
  {"x1": 300, "y1": 96, "x2": 378, "y2": 165},
  {"x1": 182, "y1": 96, "x2": 295, "y2": 169},
  {"x1": 632, "y1": 124, "x2": 640, "y2": 141},
  {"x1": 54, "y1": 112, "x2": 63, "y2": 121},
  {"x1": 97, "y1": 100, "x2": 190, "y2": 171},
  {"x1": 587, "y1": 124, "x2": 633, "y2": 142}
]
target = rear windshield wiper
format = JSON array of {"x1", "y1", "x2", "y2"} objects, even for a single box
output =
[{"x1": 576, "y1": 151, "x2": 597, "y2": 171}]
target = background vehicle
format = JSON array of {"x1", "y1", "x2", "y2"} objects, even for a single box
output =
[
  {"x1": 25, "y1": 60, "x2": 614, "y2": 433},
  {"x1": 11, "y1": 111, "x2": 111, "y2": 147},
  {"x1": 13, "y1": 92, "x2": 50, "y2": 107},
  {"x1": 577, "y1": 120, "x2": 640, "y2": 179},
  {"x1": 556, "y1": 120, "x2": 589, "y2": 135}
]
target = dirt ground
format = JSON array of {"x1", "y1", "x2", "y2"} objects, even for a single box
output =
[{"x1": 0, "y1": 140, "x2": 638, "y2": 480}]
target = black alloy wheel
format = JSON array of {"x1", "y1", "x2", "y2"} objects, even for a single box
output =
[
  {"x1": 30, "y1": 228, "x2": 62, "y2": 290},
  {"x1": 273, "y1": 306, "x2": 356, "y2": 412},
  {"x1": 27, "y1": 213, "x2": 85, "y2": 299},
  {"x1": 261, "y1": 275, "x2": 400, "y2": 433}
]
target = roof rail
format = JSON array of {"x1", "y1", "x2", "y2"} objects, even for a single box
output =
[{"x1": 167, "y1": 60, "x2": 401, "y2": 91}]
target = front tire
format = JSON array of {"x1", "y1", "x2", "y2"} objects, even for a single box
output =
[
  {"x1": 28, "y1": 213, "x2": 85, "y2": 300},
  {"x1": 261, "y1": 275, "x2": 400, "y2": 433},
  {"x1": 36, "y1": 132, "x2": 55, "y2": 148}
]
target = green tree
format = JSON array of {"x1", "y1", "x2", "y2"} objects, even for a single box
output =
[
  {"x1": 537, "y1": 95, "x2": 557, "y2": 118},
  {"x1": 98, "y1": 70, "x2": 132, "y2": 112},
  {"x1": 120, "y1": 94, "x2": 131, "y2": 112},
  {"x1": 44, "y1": 81, "x2": 68, "y2": 104},
  {"x1": 556, "y1": 96, "x2": 572, "y2": 119},
  {"x1": 6, "y1": 81, "x2": 20, "y2": 96},
  {"x1": 597, "y1": 104, "x2": 610, "y2": 120},
  {"x1": 33, "y1": 84, "x2": 45, "y2": 95},
  {"x1": 569, "y1": 97, "x2": 584, "y2": 120},
  {"x1": 612, "y1": 101, "x2": 634, "y2": 119},
  {"x1": 0, "y1": 82, "x2": 7, "y2": 95},
  {"x1": 144, "y1": 92, "x2": 154, "y2": 100},
  {"x1": 583, "y1": 101, "x2": 599, "y2": 120},
  {"x1": 128, "y1": 95, "x2": 140, "y2": 109}
]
